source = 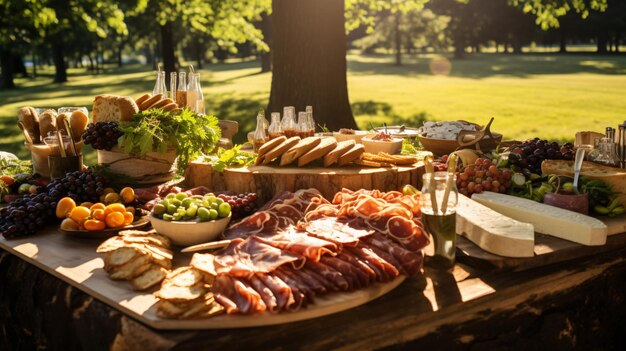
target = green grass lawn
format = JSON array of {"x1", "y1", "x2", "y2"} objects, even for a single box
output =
[{"x1": 2, "y1": 52, "x2": 626, "y2": 165}]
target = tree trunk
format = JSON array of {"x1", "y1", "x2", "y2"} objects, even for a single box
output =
[
  {"x1": 117, "y1": 42, "x2": 123, "y2": 67},
  {"x1": 559, "y1": 30, "x2": 567, "y2": 53},
  {"x1": 160, "y1": 22, "x2": 176, "y2": 86},
  {"x1": 194, "y1": 35, "x2": 204, "y2": 70},
  {"x1": 512, "y1": 40, "x2": 523, "y2": 54},
  {"x1": 12, "y1": 54, "x2": 28, "y2": 77},
  {"x1": 268, "y1": 0, "x2": 356, "y2": 131},
  {"x1": 616, "y1": 32, "x2": 621, "y2": 53},
  {"x1": 52, "y1": 40, "x2": 67, "y2": 83},
  {"x1": 0, "y1": 48, "x2": 16, "y2": 89},
  {"x1": 597, "y1": 34, "x2": 608, "y2": 54},
  {"x1": 32, "y1": 50, "x2": 37, "y2": 77},
  {"x1": 453, "y1": 31, "x2": 465, "y2": 59},
  {"x1": 260, "y1": 11, "x2": 272, "y2": 72},
  {"x1": 394, "y1": 12, "x2": 402, "y2": 66}
]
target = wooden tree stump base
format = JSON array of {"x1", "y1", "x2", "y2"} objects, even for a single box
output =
[{"x1": 223, "y1": 164, "x2": 423, "y2": 202}]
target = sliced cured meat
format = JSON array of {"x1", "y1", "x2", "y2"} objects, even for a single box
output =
[
  {"x1": 256, "y1": 273, "x2": 295, "y2": 312},
  {"x1": 304, "y1": 260, "x2": 351, "y2": 291},
  {"x1": 223, "y1": 211, "x2": 279, "y2": 239},
  {"x1": 248, "y1": 274, "x2": 278, "y2": 313},
  {"x1": 303, "y1": 203, "x2": 339, "y2": 222},
  {"x1": 259, "y1": 191, "x2": 295, "y2": 211},
  {"x1": 211, "y1": 237, "x2": 304, "y2": 277},
  {"x1": 368, "y1": 205, "x2": 413, "y2": 221},
  {"x1": 271, "y1": 204, "x2": 303, "y2": 223},
  {"x1": 386, "y1": 216, "x2": 429, "y2": 252},
  {"x1": 367, "y1": 243, "x2": 407, "y2": 277},
  {"x1": 303, "y1": 196, "x2": 331, "y2": 214},
  {"x1": 337, "y1": 251, "x2": 377, "y2": 283},
  {"x1": 283, "y1": 267, "x2": 326, "y2": 294},
  {"x1": 347, "y1": 245, "x2": 399, "y2": 282},
  {"x1": 214, "y1": 294, "x2": 239, "y2": 314},
  {"x1": 294, "y1": 188, "x2": 323, "y2": 203},
  {"x1": 321, "y1": 256, "x2": 368, "y2": 289},
  {"x1": 364, "y1": 233, "x2": 424, "y2": 279},
  {"x1": 301, "y1": 266, "x2": 338, "y2": 292},
  {"x1": 302, "y1": 217, "x2": 373, "y2": 246},
  {"x1": 256, "y1": 226, "x2": 338, "y2": 262},
  {"x1": 274, "y1": 268, "x2": 315, "y2": 303},
  {"x1": 213, "y1": 275, "x2": 266, "y2": 314},
  {"x1": 276, "y1": 216, "x2": 296, "y2": 228}
]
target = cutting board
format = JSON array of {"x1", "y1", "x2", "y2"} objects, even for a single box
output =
[
  {"x1": 0, "y1": 228, "x2": 405, "y2": 330},
  {"x1": 224, "y1": 164, "x2": 422, "y2": 203}
]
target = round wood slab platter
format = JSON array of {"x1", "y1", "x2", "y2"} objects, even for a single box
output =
[
  {"x1": 153, "y1": 276, "x2": 406, "y2": 329},
  {"x1": 59, "y1": 217, "x2": 150, "y2": 238},
  {"x1": 224, "y1": 165, "x2": 422, "y2": 203}
]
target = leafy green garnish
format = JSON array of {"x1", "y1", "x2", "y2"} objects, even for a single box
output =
[
  {"x1": 205, "y1": 144, "x2": 257, "y2": 172},
  {"x1": 0, "y1": 157, "x2": 32, "y2": 176},
  {"x1": 401, "y1": 138, "x2": 422, "y2": 155},
  {"x1": 118, "y1": 109, "x2": 221, "y2": 175}
]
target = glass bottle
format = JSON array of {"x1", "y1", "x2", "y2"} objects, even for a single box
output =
[
  {"x1": 169, "y1": 72, "x2": 177, "y2": 100},
  {"x1": 268, "y1": 112, "x2": 283, "y2": 139},
  {"x1": 420, "y1": 171, "x2": 458, "y2": 270},
  {"x1": 590, "y1": 137, "x2": 619, "y2": 167},
  {"x1": 152, "y1": 70, "x2": 167, "y2": 97},
  {"x1": 305, "y1": 105, "x2": 315, "y2": 137},
  {"x1": 297, "y1": 112, "x2": 309, "y2": 138},
  {"x1": 253, "y1": 110, "x2": 269, "y2": 153},
  {"x1": 187, "y1": 73, "x2": 205, "y2": 114},
  {"x1": 282, "y1": 106, "x2": 297, "y2": 138},
  {"x1": 176, "y1": 72, "x2": 187, "y2": 108}
]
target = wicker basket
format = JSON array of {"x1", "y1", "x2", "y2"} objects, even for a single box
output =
[{"x1": 97, "y1": 146, "x2": 177, "y2": 184}]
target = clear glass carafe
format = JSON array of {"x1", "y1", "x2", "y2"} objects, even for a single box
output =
[
  {"x1": 187, "y1": 73, "x2": 205, "y2": 114},
  {"x1": 282, "y1": 106, "x2": 297, "y2": 138},
  {"x1": 589, "y1": 137, "x2": 619, "y2": 167},
  {"x1": 152, "y1": 70, "x2": 167, "y2": 97},
  {"x1": 268, "y1": 112, "x2": 283, "y2": 139},
  {"x1": 253, "y1": 110, "x2": 269, "y2": 152}
]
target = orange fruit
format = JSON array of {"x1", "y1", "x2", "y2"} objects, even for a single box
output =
[
  {"x1": 60, "y1": 218, "x2": 80, "y2": 230},
  {"x1": 105, "y1": 211, "x2": 125, "y2": 228},
  {"x1": 90, "y1": 203, "x2": 106, "y2": 211},
  {"x1": 80, "y1": 202, "x2": 94, "y2": 208},
  {"x1": 92, "y1": 209, "x2": 106, "y2": 221},
  {"x1": 123, "y1": 211, "x2": 134, "y2": 226},
  {"x1": 120, "y1": 187, "x2": 135, "y2": 203},
  {"x1": 103, "y1": 187, "x2": 115, "y2": 195},
  {"x1": 125, "y1": 206, "x2": 135, "y2": 215},
  {"x1": 56, "y1": 197, "x2": 76, "y2": 219},
  {"x1": 84, "y1": 219, "x2": 106, "y2": 231},
  {"x1": 104, "y1": 203, "x2": 126, "y2": 216},
  {"x1": 0, "y1": 175, "x2": 15, "y2": 186},
  {"x1": 69, "y1": 206, "x2": 91, "y2": 224}
]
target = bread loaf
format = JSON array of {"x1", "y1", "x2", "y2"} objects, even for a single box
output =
[
  {"x1": 337, "y1": 144, "x2": 365, "y2": 166},
  {"x1": 280, "y1": 137, "x2": 321, "y2": 166},
  {"x1": 56, "y1": 113, "x2": 71, "y2": 135},
  {"x1": 70, "y1": 110, "x2": 89, "y2": 142},
  {"x1": 323, "y1": 140, "x2": 356, "y2": 167},
  {"x1": 263, "y1": 137, "x2": 300, "y2": 164},
  {"x1": 258, "y1": 136, "x2": 287, "y2": 158},
  {"x1": 542, "y1": 159, "x2": 626, "y2": 205},
  {"x1": 92, "y1": 95, "x2": 139, "y2": 123},
  {"x1": 298, "y1": 137, "x2": 337, "y2": 166},
  {"x1": 17, "y1": 107, "x2": 40, "y2": 143}
]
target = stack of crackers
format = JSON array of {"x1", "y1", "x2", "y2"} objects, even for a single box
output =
[
  {"x1": 96, "y1": 230, "x2": 173, "y2": 291},
  {"x1": 155, "y1": 255, "x2": 224, "y2": 319},
  {"x1": 356, "y1": 152, "x2": 419, "y2": 167}
]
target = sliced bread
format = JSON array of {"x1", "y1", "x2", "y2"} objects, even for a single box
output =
[
  {"x1": 93, "y1": 94, "x2": 140, "y2": 123},
  {"x1": 323, "y1": 140, "x2": 356, "y2": 167},
  {"x1": 298, "y1": 137, "x2": 338, "y2": 166},
  {"x1": 257, "y1": 136, "x2": 287, "y2": 158},
  {"x1": 263, "y1": 136, "x2": 301, "y2": 164},
  {"x1": 280, "y1": 137, "x2": 322, "y2": 166},
  {"x1": 337, "y1": 144, "x2": 365, "y2": 166}
]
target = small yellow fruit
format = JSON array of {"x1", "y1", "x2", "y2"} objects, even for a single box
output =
[
  {"x1": 69, "y1": 206, "x2": 91, "y2": 224},
  {"x1": 103, "y1": 187, "x2": 115, "y2": 195},
  {"x1": 80, "y1": 202, "x2": 94, "y2": 208},
  {"x1": 56, "y1": 197, "x2": 76, "y2": 219},
  {"x1": 104, "y1": 192, "x2": 121, "y2": 204},
  {"x1": 120, "y1": 187, "x2": 135, "y2": 204},
  {"x1": 60, "y1": 218, "x2": 80, "y2": 231}
]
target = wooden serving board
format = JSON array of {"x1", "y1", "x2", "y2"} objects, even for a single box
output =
[
  {"x1": 0, "y1": 228, "x2": 405, "y2": 330},
  {"x1": 224, "y1": 164, "x2": 422, "y2": 203},
  {"x1": 457, "y1": 231, "x2": 626, "y2": 272}
]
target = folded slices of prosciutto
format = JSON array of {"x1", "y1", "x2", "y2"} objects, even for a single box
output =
[
  {"x1": 301, "y1": 217, "x2": 373, "y2": 246},
  {"x1": 255, "y1": 226, "x2": 338, "y2": 262}
]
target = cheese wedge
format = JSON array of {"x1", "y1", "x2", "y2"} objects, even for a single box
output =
[
  {"x1": 472, "y1": 192, "x2": 607, "y2": 246},
  {"x1": 456, "y1": 194, "x2": 535, "y2": 257}
]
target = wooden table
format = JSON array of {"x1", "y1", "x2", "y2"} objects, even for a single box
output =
[{"x1": 1, "y1": 230, "x2": 625, "y2": 350}]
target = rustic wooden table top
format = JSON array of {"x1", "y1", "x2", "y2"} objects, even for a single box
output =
[{"x1": 1, "y1": 230, "x2": 626, "y2": 350}]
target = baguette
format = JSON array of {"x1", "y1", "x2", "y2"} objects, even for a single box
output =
[
  {"x1": 17, "y1": 107, "x2": 40, "y2": 143},
  {"x1": 323, "y1": 140, "x2": 355, "y2": 167},
  {"x1": 280, "y1": 137, "x2": 321, "y2": 166},
  {"x1": 258, "y1": 136, "x2": 287, "y2": 158},
  {"x1": 38, "y1": 110, "x2": 57, "y2": 139},
  {"x1": 139, "y1": 93, "x2": 163, "y2": 111},
  {"x1": 337, "y1": 144, "x2": 365, "y2": 166},
  {"x1": 298, "y1": 137, "x2": 337, "y2": 167},
  {"x1": 70, "y1": 110, "x2": 89, "y2": 142},
  {"x1": 135, "y1": 93, "x2": 151, "y2": 106},
  {"x1": 262, "y1": 137, "x2": 301, "y2": 164}
]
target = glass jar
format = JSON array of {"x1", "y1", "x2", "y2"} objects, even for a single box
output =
[
  {"x1": 282, "y1": 106, "x2": 297, "y2": 137},
  {"x1": 152, "y1": 70, "x2": 167, "y2": 97},
  {"x1": 297, "y1": 111, "x2": 309, "y2": 138},
  {"x1": 419, "y1": 171, "x2": 458, "y2": 269},
  {"x1": 305, "y1": 105, "x2": 315, "y2": 137},
  {"x1": 589, "y1": 137, "x2": 619, "y2": 167},
  {"x1": 268, "y1": 112, "x2": 283, "y2": 139},
  {"x1": 253, "y1": 110, "x2": 269, "y2": 152},
  {"x1": 187, "y1": 72, "x2": 205, "y2": 114},
  {"x1": 176, "y1": 72, "x2": 187, "y2": 107}
]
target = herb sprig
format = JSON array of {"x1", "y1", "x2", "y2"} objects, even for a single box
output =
[
  {"x1": 118, "y1": 109, "x2": 221, "y2": 174},
  {"x1": 204, "y1": 144, "x2": 256, "y2": 172}
]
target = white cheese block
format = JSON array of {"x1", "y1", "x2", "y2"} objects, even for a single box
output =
[
  {"x1": 456, "y1": 194, "x2": 535, "y2": 258},
  {"x1": 472, "y1": 192, "x2": 607, "y2": 246}
]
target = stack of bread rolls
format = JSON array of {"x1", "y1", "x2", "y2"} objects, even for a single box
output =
[{"x1": 18, "y1": 107, "x2": 89, "y2": 145}]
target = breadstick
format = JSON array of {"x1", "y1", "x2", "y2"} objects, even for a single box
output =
[{"x1": 139, "y1": 94, "x2": 163, "y2": 111}]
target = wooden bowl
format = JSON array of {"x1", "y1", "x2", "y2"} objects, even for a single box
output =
[
  {"x1": 418, "y1": 132, "x2": 502, "y2": 156},
  {"x1": 149, "y1": 213, "x2": 231, "y2": 246}
]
